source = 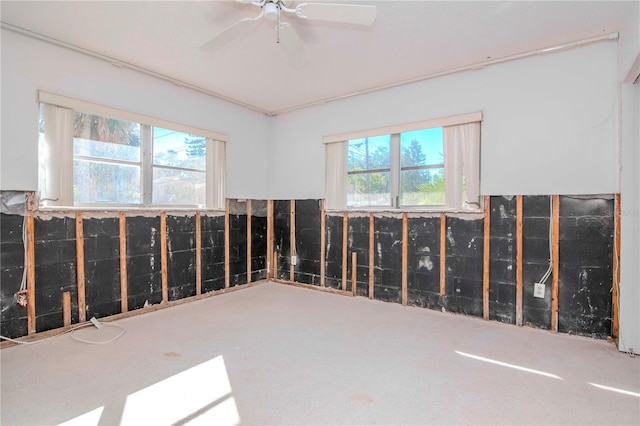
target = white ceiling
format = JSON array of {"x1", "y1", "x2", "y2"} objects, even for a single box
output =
[{"x1": 1, "y1": 1, "x2": 637, "y2": 114}]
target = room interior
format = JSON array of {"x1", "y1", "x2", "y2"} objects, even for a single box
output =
[{"x1": 1, "y1": 1, "x2": 639, "y2": 424}]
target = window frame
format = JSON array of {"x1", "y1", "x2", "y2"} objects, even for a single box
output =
[{"x1": 38, "y1": 91, "x2": 226, "y2": 210}]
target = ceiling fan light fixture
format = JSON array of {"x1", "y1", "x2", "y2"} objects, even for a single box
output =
[{"x1": 264, "y1": 2, "x2": 279, "y2": 21}]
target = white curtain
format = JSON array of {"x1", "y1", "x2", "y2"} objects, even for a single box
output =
[
  {"x1": 42, "y1": 104, "x2": 74, "y2": 206},
  {"x1": 443, "y1": 126, "x2": 463, "y2": 209},
  {"x1": 444, "y1": 122, "x2": 481, "y2": 209},
  {"x1": 207, "y1": 138, "x2": 226, "y2": 210},
  {"x1": 462, "y1": 122, "x2": 481, "y2": 208},
  {"x1": 325, "y1": 141, "x2": 347, "y2": 210}
]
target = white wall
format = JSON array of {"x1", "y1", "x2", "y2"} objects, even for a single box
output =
[
  {"x1": 0, "y1": 29, "x2": 270, "y2": 199},
  {"x1": 617, "y1": 1, "x2": 640, "y2": 82},
  {"x1": 269, "y1": 41, "x2": 618, "y2": 200},
  {"x1": 619, "y1": 82, "x2": 640, "y2": 354},
  {"x1": 616, "y1": 1, "x2": 640, "y2": 354}
]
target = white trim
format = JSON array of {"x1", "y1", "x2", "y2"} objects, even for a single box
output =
[
  {"x1": 38, "y1": 90, "x2": 229, "y2": 142},
  {"x1": 323, "y1": 111, "x2": 482, "y2": 144}
]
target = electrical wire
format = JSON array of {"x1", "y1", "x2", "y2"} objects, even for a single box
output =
[
  {"x1": 70, "y1": 322, "x2": 126, "y2": 344},
  {"x1": 0, "y1": 319, "x2": 126, "y2": 346},
  {"x1": 20, "y1": 214, "x2": 27, "y2": 292},
  {"x1": 536, "y1": 196, "x2": 554, "y2": 285},
  {"x1": 1, "y1": 322, "x2": 92, "y2": 345}
]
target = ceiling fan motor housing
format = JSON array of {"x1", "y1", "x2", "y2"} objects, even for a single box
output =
[{"x1": 264, "y1": 2, "x2": 279, "y2": 21}]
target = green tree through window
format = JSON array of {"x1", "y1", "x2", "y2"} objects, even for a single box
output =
[{"x1": 347, "y1": 128, "x2": 445, "y2": 207}]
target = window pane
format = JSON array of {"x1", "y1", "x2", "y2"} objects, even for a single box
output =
[
  {"x1": 153, "y1": 128, "x2": 206, "y2": 170},
  {"x1": 400, "y1": 128, "x2": 443, "y2": 167},
  {"x1": 153, "y1": 168, "x2": 205, "y2": 206},
  {"x1": 73, "y1": 159, "x2": 140, "y2": 204},
  {"x1": 348, "y1": 135, "x2": 391, "y2": 171},
  {"x1": 400, "y1": 168, "x2": 445, "y2": 206},
  {"x1": 73, "y1": 113, "x2": 140, "y2": 146},
  {"x1": 347, "y1": 172, "x2": 391, "y2": 207},
  {"x1": 74, "y1": 138, "x2": 140, "y2": 162}
]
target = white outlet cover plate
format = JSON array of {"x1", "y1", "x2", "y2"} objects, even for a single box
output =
[{"x1": 533, "y1": 283, "x2": 545, "y2": 298}]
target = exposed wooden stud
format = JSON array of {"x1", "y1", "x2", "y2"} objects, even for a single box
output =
[
  {"x1": 119, "y1": 212, "x2": 128, "y2": 313},
  {"x1": 516, "y1": 195, "x2": 523, "y2": 327},
  {"x1": 62, "y1": 292, "x2": 71, "y2": 327},
  {"x1": 551, "y1": 195, "x2": 560, "y2": 332},
  {"x1": 26, "y1": 215, "x2": 36, "y2": 335},
  {"x1": 369, "y1": 213, "x2": 374, "y2": 300},
  {"x1": 75, "y1": 213, "x2": 86, "y2": 322},
  {"x1": 273, "y1": 250, "x2": 278, "y2": 279},
  {"x1": 402, "y1": 212, "x2": 408, "y2": 306},
  {"x1": 439, "y1": 212, "x2": 446, "y2": 297},
  {"x1": 320, "y1": 200, "x2": 326, "y2": 287},
  {"x1": 290, "y1": 200, "x2": 295, "y2": 282},
  {"x1": 225, "y1": 199, "x2": 230, "y2": 288},
  {"x1": 247, "y1": 200, "x2": 252, "y2": 283},
  {"x1": 483, "y1": 196, "x2": 491, "y2": 320},
  {"x1": 342, "y1": 212, "x2": 348, "y2": 292},
  {"x1": 267, "y1": 200, "x2": 274, "y2": 279},
  {"x1": 1, "y1": 281, "x2": 269, "y2": 348},
  {"x1": 612, "y1": 193, "x2": 621, "y2": 338},
  {"x1": 160, "y1": 212, "x2": 168, "y2": 303},
  {"x1": 195, "y1": 212, "x2": 202, "y2": 296},
  {"x1": 351, "y1": 251, "x2": 357, "y2": 296}
]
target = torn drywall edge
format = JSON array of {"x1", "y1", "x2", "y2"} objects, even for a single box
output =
[
  {"x1": 0, "y1": 191, "x2": 27, "y2": 214},
  {"x1": 20, "y1": 210, "x2": 227, "y2": 221},
  {"x1": 327, "y1": 210, "x2": 482, "y2": 219}
]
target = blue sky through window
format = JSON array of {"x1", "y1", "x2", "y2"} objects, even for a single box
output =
[{"x1": 400, "y1": 127, "x2": 443, "y2": 167}]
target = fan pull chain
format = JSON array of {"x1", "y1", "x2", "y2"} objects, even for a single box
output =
[{"x1": 276, "y1": 4, "x2": 280, "y2": 44}]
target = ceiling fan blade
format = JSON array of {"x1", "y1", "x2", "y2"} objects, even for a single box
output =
[
  {"x1": 278, "y1": 22, "x2": 309, "y2": 64},
  {"x1": 200, "y1": 17, "x2": 260, "y2": 51},
  {"x1": 295, "y1": 3, "x2": 376, "y2": 25}
]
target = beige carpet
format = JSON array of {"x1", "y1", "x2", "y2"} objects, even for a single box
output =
[{"x1": 1, "y1": 281, "x2": 639, "y2": 425}]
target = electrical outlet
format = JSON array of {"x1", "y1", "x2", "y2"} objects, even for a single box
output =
[
  {"x1": 291, "y1": 255, "x2": 297, "y2": 266},
  {"x1": 15, "y1": 290, "x2": 28, "y2": 307},
  {"x1": 533, "y1": 283, "x2": 546, "y2": 298}
]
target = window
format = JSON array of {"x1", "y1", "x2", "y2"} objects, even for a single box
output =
[
  {"x1": 38, "y1": 91, "x2": 226, "y2": 209},
  {"x1": 152, "y1": 127, "x2": 206, "y2": 206},
  {"x1": 72, "y1": 114, "x2": 142, "y2": 205},
  {"x1": 399, "y1": 128, "x2": 445, "y2": 206},
  {"x1": 325, "y1": 112, "x2": 481, "y2": 210},
  {"x1": 347, "y1": 135, "x2": 391, "y2": 207}
]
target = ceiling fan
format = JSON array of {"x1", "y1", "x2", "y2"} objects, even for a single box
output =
[{"x1": 200, "y1": 0, "x2": 377, "y2": 63}]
